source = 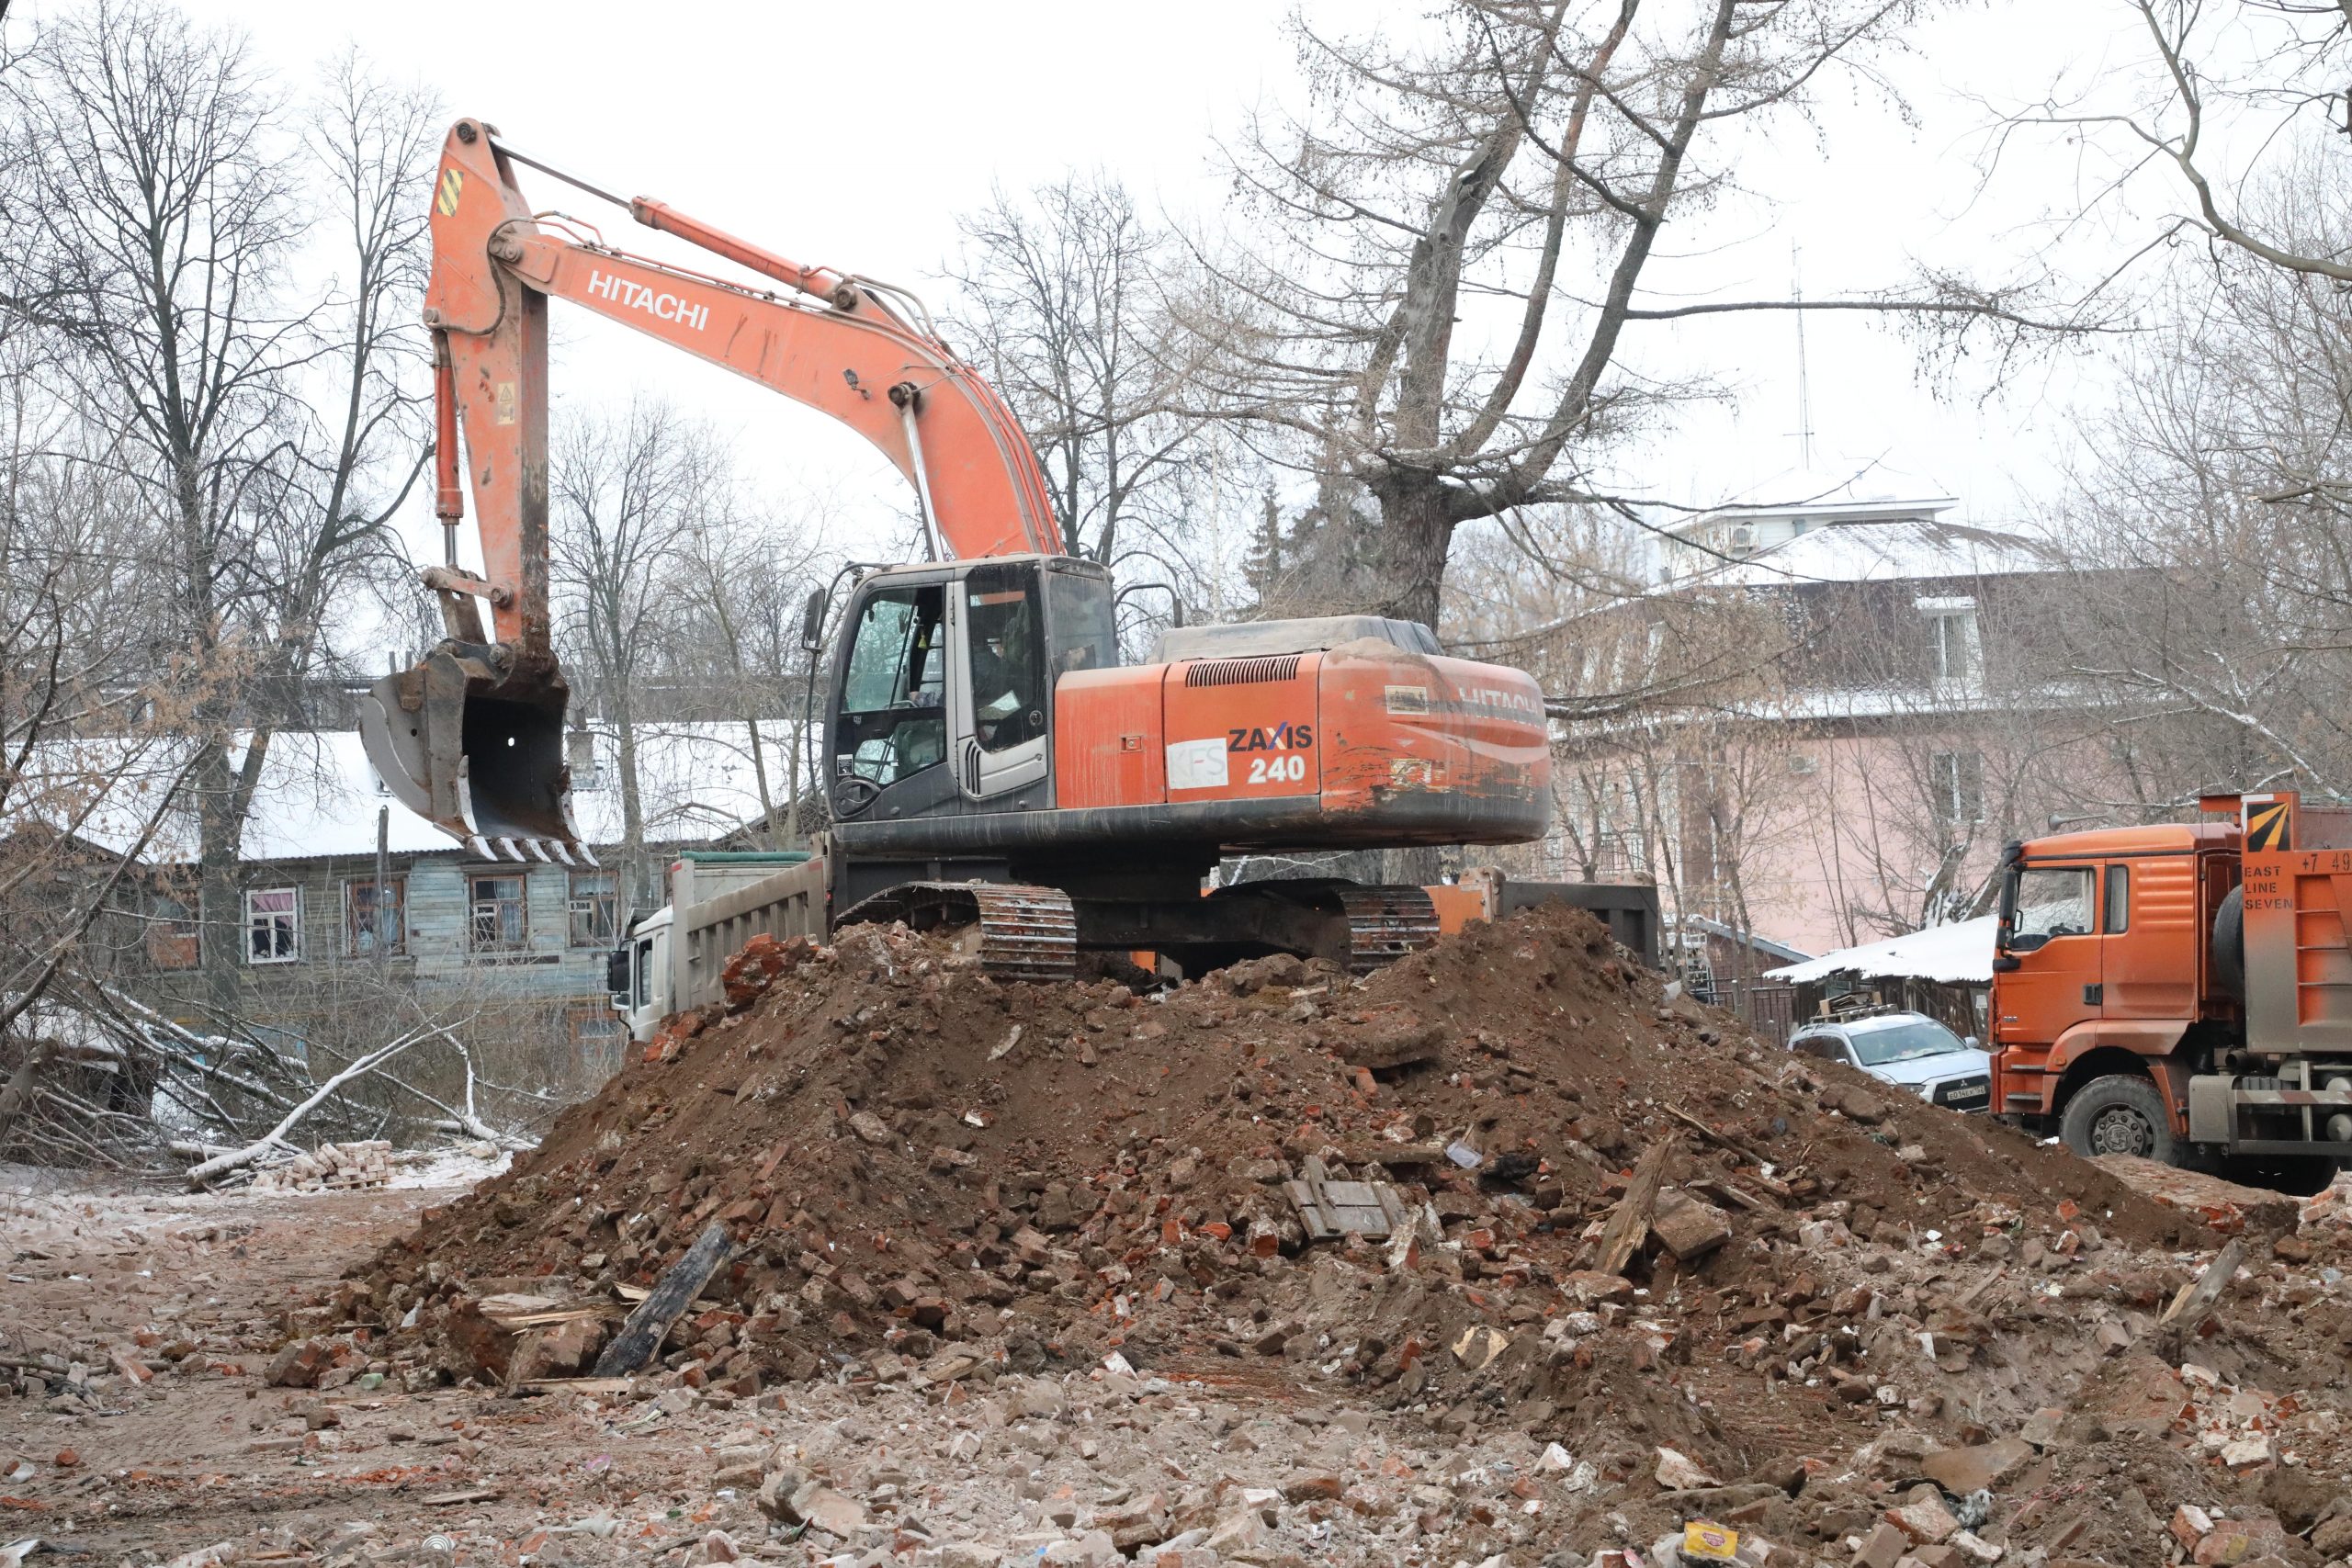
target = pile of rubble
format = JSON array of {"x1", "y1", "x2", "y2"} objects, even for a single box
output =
[{"x1": 285, "y1": 904, "x2": 2352, "y2": 1566}]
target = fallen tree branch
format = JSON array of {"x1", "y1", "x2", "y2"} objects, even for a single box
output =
[{"x1": 182, "y1": 1027, "x2": 432, "y2": 1189}]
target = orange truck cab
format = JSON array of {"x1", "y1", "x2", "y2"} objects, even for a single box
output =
[{"x1": 1990, "y1": 790, "x2": 2352, "y2": 1167}]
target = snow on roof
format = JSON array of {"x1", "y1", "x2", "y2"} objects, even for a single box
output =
[
  {"x1": 1668, "y1": 516, "x2": 2061, "y2": 591},
  {"x1": 1763, "y1": 915, "x2": 1996, "y2": 986},
  {"x1": 4, "y1": 723, "x2": 794, "y2": 864}
]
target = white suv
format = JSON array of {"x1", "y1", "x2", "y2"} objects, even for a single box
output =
[{"x1": 1789, "y1": 1011, "x2": 1991, "y2": 1112}]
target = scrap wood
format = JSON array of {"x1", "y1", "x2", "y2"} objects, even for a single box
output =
[
  {"x1": 1662, "y1": 1102, "x2": 1778, "y2": 1177},
  {"x1": 592, "y1": 1222, "x2": 733, "y2": 1378},
  {"x1": 518, "y1": 1376, "x2": 633, "y2": 1395},
  {"x1": 1595, "y1": 1136, "x2": 1674, "y2": 1276},
  {"x1": 2160, "y1": 1238, "x2": 2245, "y2": 1333},
  {"x1": 483, "y1": 1305, "x2": 615, "y2": 1330}
]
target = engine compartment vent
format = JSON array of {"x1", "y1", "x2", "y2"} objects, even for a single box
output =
[{"x1": 1184, "y1": 655, "x2": 1303, "y2": 688}]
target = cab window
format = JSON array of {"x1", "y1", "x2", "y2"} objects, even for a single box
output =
[
  {"x1": 964, "y1": 562, "x2": 1045, "y2": 754},
  {"x1": 1046, "y1": 568, "x2": 1119, "y2": 676},
  {"x1": 2010, "y1": 866, "x2": 2094, "y2": 951},
  {"x1": 2104, "y1": 865, "x2": 2130, "y2": 934},
  {"x1": 836, "y1": 584, "x2": 946, "y2": 787}
]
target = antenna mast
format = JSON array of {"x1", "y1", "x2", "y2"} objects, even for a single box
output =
[{"x1": 1793, "y1": 241, "x2": 1814, "y2": 472}]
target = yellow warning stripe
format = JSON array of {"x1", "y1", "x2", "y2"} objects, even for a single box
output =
[{"x1": 435, "y1": 168, "x2": 464, "y2": 218}]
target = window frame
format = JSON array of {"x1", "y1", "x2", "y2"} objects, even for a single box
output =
[
  {"x1": 1930, "y1": 750, "x2": 1986, "y2": 826},
  {"x1": 2008, "y1": 864, "x2": 2096, "y2": 951},
  {"x1": 243, "y1": 886, "x2": 302, "y2": 965},
  {"x1": 835, "y1": 581, "x2": 949, "y2": 790},
  {"x1": 344, "y1": 874, "x2": 408, "y2": 958},
  {"x1": 963, "y1": 560, "x2": 1047, "y2": 756},
  {"x1": 567, "y1": 869, "x2": 619, "y2": 950},
  {"x1": 148, "y1": 888, "x2": 199, "y2": 971},
  {"x1": 1917, "y1": 595, "x2": 1981, "y2": 685},
  {"x1": 468, "y1": 871, "x2": 530, "y2": 954}
]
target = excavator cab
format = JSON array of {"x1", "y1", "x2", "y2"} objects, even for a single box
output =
[{"x1": 827, "y1": 555, "x2": 1114, "y2": 825}]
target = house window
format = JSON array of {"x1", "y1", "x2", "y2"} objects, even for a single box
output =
[
  {"x1": 469, "y1": 873, "x2": 528, "y2": 953},
  {"x1": 345, "y1": 876, "x2": 407, "y2": 957},
  {"x1": 244, "y1": 887, "x2": 301, "y2": 964},
  {"x1": 1917, "y1": 595, "x2": 1980, "y2": 683},
  {"x1": 568, "y1": 1004, "x2": 628, "y2": 1079},
  {"x1": 568, "y1": 870, "x2": 618, "y2": 949},
  {"x1": 1931, "y1": 750, "x2": 1985, "y2": 825},
  {"x1": 148, "y1": 892, "x2": 198, "y2": 970}
]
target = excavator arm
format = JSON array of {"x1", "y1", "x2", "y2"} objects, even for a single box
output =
[{"x1": 363, "y1": 118, "x2": 1059, "y2": 861}]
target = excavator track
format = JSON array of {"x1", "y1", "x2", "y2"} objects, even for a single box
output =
[
  {"x1": 1333, "y1": 885, "x2": 1442, "y2": 974},
  {"x1": 834, "y1": 881, "x2": 1077, "y2": 983}
]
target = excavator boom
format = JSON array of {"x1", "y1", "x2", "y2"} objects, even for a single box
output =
[{"x1": 364, "y1": 119, "x2": 1057, "y2": 860}]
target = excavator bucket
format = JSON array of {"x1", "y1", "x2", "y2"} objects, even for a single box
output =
[{"x1": 359, "y1": 646, "x2": 587, "y2": 863}]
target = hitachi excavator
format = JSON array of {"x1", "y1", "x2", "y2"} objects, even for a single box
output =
[{"x1": 362, "y1": 118, "x2": 1554, "y2": 979}]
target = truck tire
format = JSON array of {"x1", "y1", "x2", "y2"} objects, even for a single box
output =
[
  {"x1": 2059, "y1": 1074, "x2": 2178, "y2": 1165},
  {"x1": 2211, "y1": 886, "x2": 2245, "y2": 999}
]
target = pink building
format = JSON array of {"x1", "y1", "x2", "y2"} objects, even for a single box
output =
[{"x1": 1524, "y1": 480, "x2": 2099, "y2": 998}]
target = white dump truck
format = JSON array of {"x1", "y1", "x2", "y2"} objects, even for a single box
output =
[{"x1": 607, "y1": 851, "x2": 823, "y2": 1043}]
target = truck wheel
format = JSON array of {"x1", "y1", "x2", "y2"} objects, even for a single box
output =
[{"x1": 2059, "y1": 1074, "x2": 2177, "y2": 1164}]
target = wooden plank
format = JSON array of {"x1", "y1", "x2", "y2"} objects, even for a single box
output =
[
  {"x1": 484, "y1": 1306, "x2": 614, "y2": 1329},
  {"x1": 1595, "y1": 1137, "x2": 1674, "y2": 1277},
  {"x1": 1662, "y1": 1103, "x2": 1772, "y2": 1168},
  {"x1": 2160, "y1": 1238, "x2": 2245, "y2": 1333},
  {"x1": 592, "y1": 1223, "x2": 734, "y2": 1377}
]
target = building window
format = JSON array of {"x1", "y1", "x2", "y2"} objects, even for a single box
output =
[
  {"x1": 345, "y1": 876, "x2": 407, "y2": 957},
  {"x1": 568, "y1": 870, "x2": 618, "y2": 949},
  {"x1": 469, "y1": 873, "x2": 528, "y2": 953},
  {"x1": 244, "y1": 887, "x2": 301, "y2": 964},
  {"x1": 148, "y1": 892, "x2": 198, "y2": 971},
  {"x1": 568, "y1": 1005, "x2": 629, "y2": 1078},
  {"x1": 1931, "y1": 750, "x2": 1985, "y2": 826},
  {"x1": 1917, "y1": 595, "x2": 1980, "y2": 683}
]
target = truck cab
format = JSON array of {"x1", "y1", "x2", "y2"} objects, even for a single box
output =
[
  {"x1": 608, "y1": 904, "x2": 673, "y2": 1044},
  {"x1": 1988, "y1": 821, "x2": 2239, "y2": 1157}
]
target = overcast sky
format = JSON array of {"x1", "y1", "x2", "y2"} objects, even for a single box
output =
[{"x1": 20, "y1": 1, "x2": 2243, "y2": 566}]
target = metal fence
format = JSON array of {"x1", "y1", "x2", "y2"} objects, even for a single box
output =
[{"x1": 1716, "y1": 978, "x2": 1797, "y2": 1042}]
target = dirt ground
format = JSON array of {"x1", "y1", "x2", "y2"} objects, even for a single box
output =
[{"x1": 16, "y1": 908, "x2": 2352, "y2": 1568}]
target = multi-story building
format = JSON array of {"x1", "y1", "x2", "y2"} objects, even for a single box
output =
[{"x1": 1530, "y1": 479, "x2": 2102, "y2": 993}]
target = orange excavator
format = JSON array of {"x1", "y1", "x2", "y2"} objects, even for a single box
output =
[{"x1": 363, "y1": 118, "x2": 1553, "y2": 977}]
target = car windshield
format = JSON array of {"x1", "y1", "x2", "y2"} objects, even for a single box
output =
[{"x1": 1846, "y1": 1018, "x2": 1966, "y2": 1066}]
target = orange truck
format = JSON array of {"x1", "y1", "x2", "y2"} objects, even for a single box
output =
[{"x1": 1990, "y1": 790, "x2": 2352, "y2": 1168}]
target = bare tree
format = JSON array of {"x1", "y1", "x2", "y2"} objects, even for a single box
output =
[
  {"x1": 664, "y1": 459, "x2": 830, "y2": 849},
  {"x1": 2042, "y1": 175, "x2": 2352, "y2": 801},
  {"x1": 945, "y1": 175, "x2": 1208, "y2": 580},
  {"x1": 550, "y1": 395, "x2": 699, "y2": 908},
  {"x1": 0, "y1": 6, "x2": 434, "y2": 1010},
  {"x1": 1193, "y1": 0, "x2": 2065, "y2": 627}
]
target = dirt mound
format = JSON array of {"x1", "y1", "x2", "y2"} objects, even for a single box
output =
[{"x1": 345, "y1": 904, "x2": 2203, "y2": 1483}]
